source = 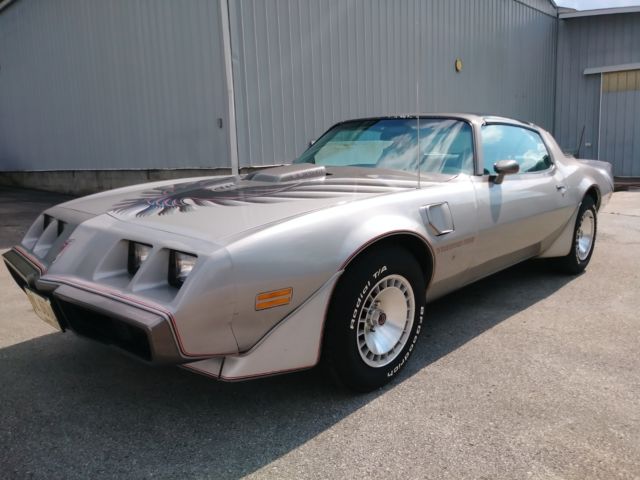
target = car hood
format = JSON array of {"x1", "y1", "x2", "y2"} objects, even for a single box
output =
[{"x1": 58, "y1": 165, "x2": 452, "y2": 243}]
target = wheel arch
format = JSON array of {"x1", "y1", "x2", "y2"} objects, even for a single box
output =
[
  {"x1": 584, "y1": 185, "x2": 601, "y2": 210},
  {"x1": 539, "y1": 183, "x2": 600, "y2": 259},
  {"x1": 340, "y1": 231, "x2": 435, "y2": 288}
]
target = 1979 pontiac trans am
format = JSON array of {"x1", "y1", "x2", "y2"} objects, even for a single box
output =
[{"x1": 3, "y1": 114, "x2": 613, "y2": 391}]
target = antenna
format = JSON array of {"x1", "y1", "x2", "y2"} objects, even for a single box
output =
[
  {"x1": 576, "y1": 125, "x2": 586, "y2": 158},
  {"x1": 415, "y1": 0, "x2": 421, "y2": 189}
]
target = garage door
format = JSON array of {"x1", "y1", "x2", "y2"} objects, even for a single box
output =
[{"x1": 600, "y1": 70, "x2": 640, "y2": 177}]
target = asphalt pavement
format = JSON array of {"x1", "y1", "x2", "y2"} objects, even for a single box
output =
[{"x1": 0, "y1": 186, "x2": 639, "y2": 479}]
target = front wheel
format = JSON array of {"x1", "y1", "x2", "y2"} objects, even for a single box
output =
[
  {"x1": 556, "y1": 195, "x2": 597, "y2": 274},
  {"x1": 323, "y1": 246, "x2": 426, "y2": 392}
]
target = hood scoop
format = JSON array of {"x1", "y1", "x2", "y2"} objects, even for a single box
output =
[{"x1": 248, "y1": 164, "x2": 326, "y2": 183}]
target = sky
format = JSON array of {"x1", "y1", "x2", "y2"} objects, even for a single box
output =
[{"x1": 555, "y1": 0, "x2": 640, "y2": 9}]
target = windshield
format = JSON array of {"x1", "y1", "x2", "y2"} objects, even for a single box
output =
[{"x1": 294, "y1": 118, "x2": 474, "y2": 175}]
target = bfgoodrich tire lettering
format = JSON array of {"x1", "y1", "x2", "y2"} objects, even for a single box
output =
[{"x1": 323, "y1": 246, "x2": 426, "y2": 392}]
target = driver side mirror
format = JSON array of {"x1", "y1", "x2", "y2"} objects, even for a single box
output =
[{"x1": 492, "y1": 159, "x2": 519, "y2": 184}]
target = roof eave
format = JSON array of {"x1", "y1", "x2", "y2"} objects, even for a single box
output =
[{"x1": 560, "y1": 6, "x2": 640, "y2": 19}]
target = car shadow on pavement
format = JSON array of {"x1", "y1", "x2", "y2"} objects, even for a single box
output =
[{"x1": 0, "y1": 260, "x2": 575, "y2": 479}]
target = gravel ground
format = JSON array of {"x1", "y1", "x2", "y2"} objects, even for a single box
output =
[{"x1": 1, "y1": 186, "x2": 638, "y2": 479}]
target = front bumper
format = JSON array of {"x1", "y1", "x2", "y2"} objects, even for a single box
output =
[
  {"x1": 3, "y1": 248, "x2": 184, "y2": 365},
  {"x1": 3, "y1": 248, "x2": 42, "y2": 290},
  {"x1": 5, "y1": 246, "x2": 340, "y2": 381}
]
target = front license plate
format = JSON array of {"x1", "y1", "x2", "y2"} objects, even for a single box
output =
[{"x1": 25, "y1": 289, "x2": 61, "y2": 331}]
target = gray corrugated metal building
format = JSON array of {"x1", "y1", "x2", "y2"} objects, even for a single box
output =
[
  {"x1": 0, "y1": 0, "x2": 637, "y2": 192},
  {"x1": 555, "y1": 6, "x2": 640, "y2": 177},
  {"x1": 229, "y1": 0, "x2": 557, "y2": 168}
]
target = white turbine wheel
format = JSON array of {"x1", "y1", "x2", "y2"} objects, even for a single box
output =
[
  {"x1": 577, "y1": 209, "x2": 595, "y2": 261},
  {"x1": 356, "y1": 274, "x2": 415, "y2": 368}
]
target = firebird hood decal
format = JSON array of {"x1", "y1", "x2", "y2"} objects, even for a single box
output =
[
  {"x1": 109, "y1": 177, "x2": 416, "y2": 217},
  {"x1": 111, "y1": 179, "x2": 297, "y2": 217},
  {"x1": 56, "y1": 169, "x2": 450, "y2": 242}
]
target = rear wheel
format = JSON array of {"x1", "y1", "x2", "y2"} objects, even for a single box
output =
[
  {"x1": 556, "y1": 196, "x2": 597, "y2": 274},
  {"x1": 323, "y1": 246, "x2": 426, "y2": 392}
]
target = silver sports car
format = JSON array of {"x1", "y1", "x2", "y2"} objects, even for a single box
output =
[{"x1": 3, "y1": 114, "x2": 613, "y2": 391}]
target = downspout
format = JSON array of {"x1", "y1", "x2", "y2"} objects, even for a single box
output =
[{"x1": 219, "y1": 0, "x2": 240, "y2": 176}]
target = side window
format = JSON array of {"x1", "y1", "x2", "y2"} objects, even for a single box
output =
[{"x1": 481, "y1": 125, "x2": 553, "y2": 174}]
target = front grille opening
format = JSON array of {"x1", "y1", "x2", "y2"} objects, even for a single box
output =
[{"x1": 54, "y1": 300, "x2": 152, "y2": 361}]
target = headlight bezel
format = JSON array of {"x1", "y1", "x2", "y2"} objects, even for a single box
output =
[
  {"x1": 168, "y1": 250, "x2": 197, "y2": 288},
  {"x1": 127, "y1": 241, "x2": 152, "y2": 276}
]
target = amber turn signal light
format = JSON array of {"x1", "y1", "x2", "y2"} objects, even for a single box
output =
[{"x1": 255, "y1": 288, "x2": 293, "y2": 310}]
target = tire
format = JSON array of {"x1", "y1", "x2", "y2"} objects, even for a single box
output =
[
  {"x1": 556, "y1": 195, "x2": 597, "y2": 274},
  {"x1": 323, "y1": 246, "x2": 426, "y2": 392}
]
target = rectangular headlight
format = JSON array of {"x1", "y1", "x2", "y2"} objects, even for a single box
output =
[
  {"x1": 169, "y1": 251, "x2": 197, "y2": 288},
  {"x1": 128, "y1": 241, "x2": 152, "y2": 275}
]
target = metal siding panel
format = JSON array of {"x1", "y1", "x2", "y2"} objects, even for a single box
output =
[
  {"x1": 1, "y1": 0, "x2": 559, "y2": 172},
  {"x1": 634, "y1": 86, "x2": 640, "y2": 175},
  {"x1": 229, "y1": 0, "x2": 557, "y2": 167},
  {"x1": 555, "y1": 12, "x2": 640, "y2": 162},
  {"x1": 613, "y1": 88, "x2": 623, "y2": 170},
  {"x1": 574, "y1": 16, "x2": 587, "y2": 154},
  {"x1": 622, "y1": 86, "x2": 634, "y2": 175},
  {"x1": 600, "y1": 88, "x2": 640, "y2": 176},
  {"x1": 0, "y1": 0, "x2": 230, "y2": 171}
]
